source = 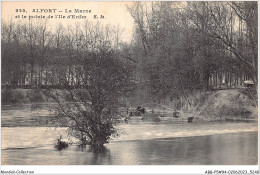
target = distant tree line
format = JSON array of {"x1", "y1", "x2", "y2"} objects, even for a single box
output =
[
  {"x1": 2, "y1": 1, "x2": 257, "y2": 104},
  {"x1": 1, "y1": 19, "x2": 135, "y2": 146},
  {"x1": 2, "y1": 1, "x2": 257, "y2": 146},
  {"x1": 1, "y1": 20, "x2": 129, "y2": 86},
  {"x1": 126, "y1": 1, "x2": 257, "y2": 102}
]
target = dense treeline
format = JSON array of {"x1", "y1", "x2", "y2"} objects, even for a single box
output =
[
  {"x1": 1, "y1": 19, "x2": 134, "y2": 145},
  {"x1": 2, "y1": 1, "x2": 257, "y2": 105},
  {"x1": 2, "y1": 20, "x2": 129, "y2": 86},
  {"x1": 127, "y1": 1, "x2": 257, "y2": 103}
]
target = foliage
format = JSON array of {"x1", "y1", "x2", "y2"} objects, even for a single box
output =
[
  {"x1": 126, "y1": 1, "x2": 257, "y2": 104},
  {"x1": 43, "y1": 45, "x2": 133, "y2": 146},
  {"x1": 1, "y1": 2, "x2": 257, "y2": 113},
  {"x1": 26, "y1": 89, "x2": 44, "y2": 102},
  {"x1": 1, "y1": 88, "x2": 24, "y2": 104}
]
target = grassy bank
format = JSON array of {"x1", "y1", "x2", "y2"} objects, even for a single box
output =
[
  {"x1": 180, "y1": 88, "x2": 258, "y2": 121},
  {"x1": 132, "y1": 88, "x2": 257, "y2": 121}
]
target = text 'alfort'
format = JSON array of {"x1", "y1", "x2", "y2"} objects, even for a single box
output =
[{"x1": 31, "y1": 9, "x2": 92, "y2": 13}]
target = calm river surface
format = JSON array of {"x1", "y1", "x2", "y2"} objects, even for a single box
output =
[{"x1": 1, "y1": 104, "x2": 258, "y2": 165}]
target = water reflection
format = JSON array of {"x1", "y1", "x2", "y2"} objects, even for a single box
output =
[
  {"x1": 1, "y1": 104, "x2": 258, "y2": 165},
  {"x1": 103, "y1": 133, "x2": 257, "y2": 165},
  {"x1": 72, "y1": 145, "x2": 111, "y2": 165},
  {"x1": 2, "y1": 132, "x2": 257, "y2": 165}
]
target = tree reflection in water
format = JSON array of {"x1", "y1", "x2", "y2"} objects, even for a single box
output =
[{"x1": 76, "y1": 144, "x2": 111, "y2": 165}]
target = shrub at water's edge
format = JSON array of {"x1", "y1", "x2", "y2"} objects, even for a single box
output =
[{"x1": 41, "y1": 48, "x2": 134, "y2": 147}]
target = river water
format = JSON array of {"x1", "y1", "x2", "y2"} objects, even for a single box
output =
[{"x1": 1, "y1": 104, "x2": 258, "y2": 165}]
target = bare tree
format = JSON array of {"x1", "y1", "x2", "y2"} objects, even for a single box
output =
[{"x1": 42, "y1": 23, "x2": 133, "y2": 146}]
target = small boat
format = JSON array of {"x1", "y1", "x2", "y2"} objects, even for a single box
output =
[
  {"x1": 173, "y1": 110, "x2": 180, "y2": 118},
  {"x1": 128, "y1": 115, "x2": 143, "y2": 120},
  {"x1": 155, "y1": 116, "x2": 194, "y2": 122},
  {"x1": 155, "y1": 116, "x2": 183, "y2": 121},
  {"x1": 188, "y1": 117, "x2": 194, "y2": 123}
]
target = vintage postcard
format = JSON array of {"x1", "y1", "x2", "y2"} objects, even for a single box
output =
[{"x1": 1, "y1": 0, "x2": 258, "y2": 174}]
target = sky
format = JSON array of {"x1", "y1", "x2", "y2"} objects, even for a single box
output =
[{"x1": 1, "y1": 1, "x2": 135, "y2": 42}]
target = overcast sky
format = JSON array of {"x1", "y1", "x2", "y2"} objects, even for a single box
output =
[{"x1": 2, "y1": 1, "x2": 135, "y2": 42}]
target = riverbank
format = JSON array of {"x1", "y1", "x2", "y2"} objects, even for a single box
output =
[
  {"x1": 2, "y1": 88, "x2": 258, "y2": 122},
  {"x1": 184, "y1": 88, "x2": 258, "y2": 121},
  {"x1": 1, "y1": 88, "x2": 45, "y2": 104},
  {"x1": 142, "y1": 88, "x2": 257, "y2": 122}
]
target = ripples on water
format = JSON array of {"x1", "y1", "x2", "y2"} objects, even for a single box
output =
[
  {"x1": 1, "y1": 121, "x2": 258, "y2": 149},
  {"x1": 1, "y1": 131, "x2": 257, "y2": 165},
  {"x1": 1, "y1": 104, "x2": 258, "y2": 165}
]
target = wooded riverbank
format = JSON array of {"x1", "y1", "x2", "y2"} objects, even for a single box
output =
[{"x1": 2, "y1": 88, "x2": 257, "y2": 122}]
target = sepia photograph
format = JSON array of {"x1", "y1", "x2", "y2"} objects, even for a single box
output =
[{"x1": 1, "y1": 0, "x2": 258, "y2": 173}]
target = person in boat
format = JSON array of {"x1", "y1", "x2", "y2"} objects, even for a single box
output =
[{"x1": 140, "y1": 107, "x2": 145, "y2": 114}]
